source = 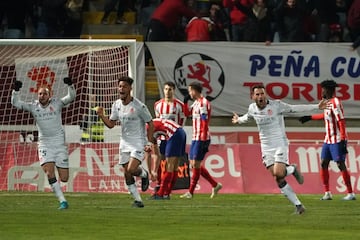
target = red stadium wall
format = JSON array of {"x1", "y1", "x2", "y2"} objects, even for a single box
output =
[{"x1": 2, "y1": 139, "x2": 360, "y2": 194}]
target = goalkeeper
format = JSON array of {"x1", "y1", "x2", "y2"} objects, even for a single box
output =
[{"x1": 11, "y1": 77, "x2": 76, "y2": 210}]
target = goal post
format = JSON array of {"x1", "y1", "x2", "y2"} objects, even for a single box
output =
[{"x1": 0, "y1": 39, "x2": 140, "y2": 193}]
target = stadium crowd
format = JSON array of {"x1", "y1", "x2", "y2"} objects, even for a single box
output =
[{"x1": 0, "y1": 0, "x2": 360, "y2": 48}]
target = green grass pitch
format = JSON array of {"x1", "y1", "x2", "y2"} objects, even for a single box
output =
[{"x1": 0, "y1": 192, "x2": 358, "y2": 240}]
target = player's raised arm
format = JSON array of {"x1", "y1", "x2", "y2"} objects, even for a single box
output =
[
  {"x1": 61, "y1": 77, "x2": 76, "y2": 105},
  {"x1": 96, "y1": 106, "x2": 116, "y2": 129}
]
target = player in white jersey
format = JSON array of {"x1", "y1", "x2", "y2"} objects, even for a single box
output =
[
  {"x1": 96, "y1": 76, "x2": 154, "y2": 208},
  {"x1": 232, "y1": 84, "x2": 328, "y2": 214},
  {"x1": 153, "y1": 81, "x2": 186, "y2": 194},
  {"x1": 299, "y1": 79, "x2": 355, "y2": 201},
  {"x1": 11, "y1": 77, "x2": 76, "y2": 210}
]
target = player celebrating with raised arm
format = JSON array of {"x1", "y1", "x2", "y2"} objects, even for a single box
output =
[
  {"x1": 299, "y1": 79, "x2": 355, "y2": 201},
  {"x1": 232, "y1": 83, "x2": 328, "y2": 214},
  {"x1": 11, "y1": 77, "x2": 76, "y2": 210},
  {"x1": 180, "y1": 82, "x2": 222, "y2": 199},
  {"x1": 96, "y1": 76, "x2": 154, "y2": 208}
]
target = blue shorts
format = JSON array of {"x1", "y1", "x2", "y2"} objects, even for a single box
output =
[
  {"x1": 321, "y1": 142, "x2": 346, "y2": 162},
  {"x1": 189, "y1": 140, "x2": 210, "y2": 161},
  {"x1": 164, "y1": 128, "x2": 187, "y2": 158},
  {"x1": 159, "y1": 140, "x2": 167, "y2": 155}
]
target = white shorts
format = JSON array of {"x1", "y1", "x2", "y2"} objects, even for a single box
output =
[
  {"x1": 38, "y1": 145, "x2": 69, "y2": 168},
  {"x1": 119, "y1": 149, "x2": 145, "y2": 165},
  {"x1": 262, "y1": 146, "x2": 289, "y2": 168}
]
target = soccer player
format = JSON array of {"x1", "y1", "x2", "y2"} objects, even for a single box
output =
[
  {"x1": 299, "y1": 79, "x2": 356, "y2": 201},
  {"x1": 153, "y1": 81, "x2": 186, "y2": 193},
  {"x1": 232, "y1": 83, "x2": 328, "y2": 214},
  {"x1": 180, "y1": 82, "x2": 222, "y2": 199},
  {"x1": 147, "y1": 118, "x2": 187, "y2": 200},
  {"x1": 11, "y1": 77, "x2": 76, "y2": 210},
  {"x1": 96, "y1": 76, "x2": 154, "y2": 208}
]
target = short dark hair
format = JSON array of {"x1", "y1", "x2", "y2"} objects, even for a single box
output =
[
  {"x1": 320, "y1": 79, "x2": 338, "y2": 89},
  {"x1": 118, "y1": 76, "x2": 134, "y2": 85},
  {"x1": 251, "y1": 83, "x2": 265, "y2": 93},
  {"x1": 164, "y1": 81, "x2": 176, "y2": 89},
  {"x1": 189, "y1": 82, "x2": 203, "y2": 93}
]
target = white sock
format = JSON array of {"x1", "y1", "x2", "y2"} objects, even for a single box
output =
[
  {"x1": 127, "y1": 183, "x2": 142, "y2": 202},
  {"x1": 280, "y1": 183, "x2": 301, "y2": 206},
  {"x1": 139, "y1": 167, "x2": 148, "y2": 178},
  {"x1": 286, "y1": 165, "x2": 295, "y2": 176},
  {"x1": 51, "y1": 181, "x2": 66, "y2": 203}
]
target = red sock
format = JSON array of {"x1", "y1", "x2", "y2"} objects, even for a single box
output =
[
  {"x1": 189, "y1": 168, "x2": 200, "y2": 194},
  {"x1": 320, "y1": 168, "x2": 330, "y2": 192},
  {"x1": 157, "y1": 171, "x2": 171, "y2": 196},
  {"x1": 341, "y1": 170, "x2": 353, "y2": 193},
  {"x1": 156, "y1": 166, "x2": 162, "y2": 186},
  {"x1": 165, "y1": 171, "x2": 178, "y2": 195},
  {"x1": 200, "y1": 166, "x2": 217, "y2": 187}
]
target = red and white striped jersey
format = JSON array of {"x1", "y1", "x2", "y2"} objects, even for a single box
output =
[
  {"x1": 154, "y1": 98, "x2": 186, "y2": 126},
  {"x1": 190, "y1": 97, "x2": 211, "y2": 141},
  {"x1": 153, "y1": 118, "x2": 181, "y2": 140},
  {"x1": 323, "y1": 97, "x2": 347, "y2": 144}
]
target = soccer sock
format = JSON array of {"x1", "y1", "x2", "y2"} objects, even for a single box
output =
[
  {"x1": 200, "y1": 166, "x2": 217, "y2": 187},
  {"x1": 157, "y1": 171, "x2": 171, "y2": 196},
  {"x1": 341, "y1": 170, "x2": 353, "y2": 193},
  {"x1": 167, "y1": 171, "x2": 178, "y2": 195},
  {"x1": 320, "y1": 168, "x2": 330, "y2": 192},
  {"x1": 49, "y1": 178, "x2": 66, "y2": 203},
  {"x1": 286, "y1": 165, "x2": 295, "y2": 176},
  {"x1": 279, "y1": 181, "x2": 301, "y2": 206},
  {"x1": 189, "y1": 168, "x2": 200, "y2": 194},
  {"x1": 127, "y1": 183, "x2": 142, "y2": 202},
  {"x1": 157, "y1": 166, "x2": 162, "y2": 186}
]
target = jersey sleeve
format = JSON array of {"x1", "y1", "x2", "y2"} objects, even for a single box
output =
[
  {"x1": 60, "y1": 85, "x2": 76, "y2": 106},
  {"x1": 11, "y1": 90, "x2": 32, "y2": 112}
]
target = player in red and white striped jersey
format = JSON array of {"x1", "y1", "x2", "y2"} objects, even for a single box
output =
[
  {"x1": 180, "y1": 82, "x2": 222, "y2": 199},
  {"x1": 299, "y1": 79, "x2": 355, "y2": 201},
  {"x1": 152, "y1": 81, "x2": 186, "y2": 194},
  {"x1": 147, "y1": 118, "x2": 186, "y2": 199}
]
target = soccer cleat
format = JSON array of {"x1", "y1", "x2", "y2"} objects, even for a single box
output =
[
  {"x1": 141, "y1": 170, "x2": 150, "y2": 192},
  {"x1": 58, "y1": 201, "x2": 69, "y2": 210},
  {"x1": 292, "y1": 164, "x2": 304, "y2": 184},
  {"x1": 179, "y1": 192, "x2": 192, "y2": 199},
  {"x1": 163, "y1": 195, "x2": 170, "y2": 200},
  {"x1": 343, "y1": 193, "x2": 356, "y2": 201},
  {"x1": 132, "y1": 200, "x2": 144, "y2": 208},
  {"x1": 320, "y1": 191, "x2": 333, "y2": 200},
  {"x1": 148, "y1": 194, "x2": 163, "y2": 200},
  {"x1": 210, "y1": 183, "x2": 223, "y2": 199},
  {"x1": 295, "y1": 204, "x2": 305, "y2": 215}
]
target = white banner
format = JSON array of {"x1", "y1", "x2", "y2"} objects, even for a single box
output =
[
  {"x1": 147, "y1": 42, "x2": 360, "y2": 117},
  {"x1": 15, "y1": 58, "x2": 70, "y2": 101}
]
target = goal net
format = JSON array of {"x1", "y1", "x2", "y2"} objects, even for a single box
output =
[{"x1": 0, "y1": 39, "x2": 138, "y2": 193}]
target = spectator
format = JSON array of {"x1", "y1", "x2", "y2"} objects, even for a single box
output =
[
  {"x1": 101, "y1": 0, "x2": 128, "y2": 25},
  {"x1": 223, "y1": 0, "x2": 254, "y2": 41},
  {"x1": 347, "y1": 0, "x2": 360, "y2": 50},
  {"x1": 185, "y1": 10, "x2": 214, "y2": 41},
  {"x1": 146, "y1": 0, "x2": 196, "y2": 41},
  {"x1": 209, "y1": 2, "x2": 230, "y2": 41},
  {"x1": 36, "y1": 0, "x2": 67, "y2": 38},
  {"x1": 274, "y1": 0, "x2": 307, "y2": 42},
  {"x1": 234, "y1": 0, "x2": 273, "y2": 44}
]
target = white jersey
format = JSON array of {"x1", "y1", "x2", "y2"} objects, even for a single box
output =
[
  {"x1": 11, "y1": 86, "x2": 76, "y2": 148},
  {"x1": 238, "y1": 100, "x2": 318, "y2": 151},
  {"x1": 110, "y1": 97, "x2": 152, "y2": 151}
]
